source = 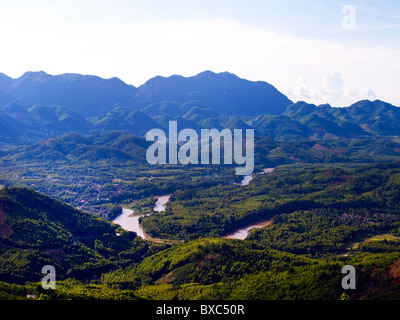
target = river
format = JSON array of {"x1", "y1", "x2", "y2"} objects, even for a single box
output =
[
  {"x1": 226, "y1": 167, "x2": 275, "y2": 238},
  {"x1": 112, "y1": 195, "x2": 170, "y2": 240},
  {"x1": 222, "y1": 219, "x2": 272, "y2": 240},
  {"x1": 239, "y1": 175, "x2": 253, "y2": 186},
  {"x1": 112, "y1": 208, "x2": 148, "y2": 239},
  {"x1": 154, "y1": 195, "x2": 171, "y2": 212},
  {"x1": 239, "y1": 168, "x2": 274, "y2": 186},
  {"x1": 113, "y1": 168, "x2": 275, "y2": 241}
]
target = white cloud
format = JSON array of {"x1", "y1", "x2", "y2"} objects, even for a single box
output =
[
  {"x1": 347, "y1": 88, "x2": 378, "y2": 103},
  {"x1": 284, "y1": 73, "x2": 382, "y2": 107},
  {"x1": 323, "y1": 73, "x2": 344, "y2": 105},
  {"x1": 286, "y1": 77, "x2": 322, "y2": 104}
]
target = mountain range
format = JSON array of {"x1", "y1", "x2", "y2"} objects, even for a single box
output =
[
  {"x1": 0, "y1": 70, "x2": 400, "y2": 147},
  {"x1": 0, "y1": 70, "x2": 292, "y2": 117},
  {"x1": 1, "y1": 71, "x2": 400, "y2": 302}
]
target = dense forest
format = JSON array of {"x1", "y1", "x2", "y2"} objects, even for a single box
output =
[
  {"x1": 1, "y1": 74, "x2": 400, "y2": 301},
  {"x1": 1, "y1": 159, "x2": 400, "y2": 300},
  {"x1": 141, "y1": 163, "x2": 400, "y2": 246}
]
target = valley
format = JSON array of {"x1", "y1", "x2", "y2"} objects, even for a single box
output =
[
  {"x1": 1, "y1": 70, "x2": 400, "y2": 302},
  {"x1": 112, "y1": 169, "x2": 277, "y2": 242}
]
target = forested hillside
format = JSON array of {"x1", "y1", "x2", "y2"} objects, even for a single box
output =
[
  {"x1": 0, "y1": 187, "x2": 148, "y2": 284},
  {"x1": 1, "y1": 71, "x2": 400, "y2": 147},
  {"x1": 1, "y1": 71, "x2": 400, "y2": 302},
  {"x1": 1, "y1": 162, "x2": 400, "y2": 300},
  {"x1": 141, "y1": 163, "x2": 400, "y2": 244}
]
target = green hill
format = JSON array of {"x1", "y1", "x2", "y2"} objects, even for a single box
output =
[
  {"x1": 28, "y1": 105, "x2": 89, "y2": 133},
  {"x1": 102, "y1": 237, "x2": 344, "y2": 300},
  {"x1": 0, "y1": 187, "x2": 400, "y2": 300},
  {"x1": 2, "y1": 132, "x2": 148, "y2": 164},
  {"x1": 0, "y1": 187, "x2": 147, "y2": 284},
  {"x1": 91, "y1": 108, "x2": 160, "y2": 137}
]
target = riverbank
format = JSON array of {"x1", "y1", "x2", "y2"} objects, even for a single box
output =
[
  {"x1": 113, "y1": 168, "x2": 276, "y2": 242},
  {"x1": 239, "y1": 167, "x2": 274, "y2": 186},
  {"x1": 222, "y1": 219, "x2": 272, "y2": 240},
  {"x1": 154, "y1": 195, "x2": 170, "y2": 212},
  {"x1": 112, "y1": 195, "x2": 180, "y2": 243},
  {"x1": 221, "y1": 168, "x2": 275, "y2": 239}
]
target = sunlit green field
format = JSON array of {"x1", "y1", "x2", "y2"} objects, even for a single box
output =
[{"x1": 349, "y1": 234, "x2": 400, "y2": 250}]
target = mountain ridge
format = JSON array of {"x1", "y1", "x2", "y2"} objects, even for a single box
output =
[
  {"x1": 135, "y1": 70, "x2": 293, "y2": 116},
  {"x1": 0, "y1": 71, "x2": 399, "y2": 146},
  {"x1": 0, "y1": 70, "x2": 293, "y2": 117}
]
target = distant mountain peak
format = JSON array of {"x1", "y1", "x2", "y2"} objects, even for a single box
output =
[
  {"x1": 196, "y1": 70, "x2": 237, "y2": 77},
  {"x1": 197, "y1": 70, "x2": 215, "y2": 76},
  {"x1": 19, "y1": 70, "x2": 49, "y2": 80},
  {"x1": 195, "y1": 70, "x2": 225, "y2": 77},
  {"x1": 2, "y1": 102, "x2": 27, "y2": 114},
  {"x1": 0, "y1": 73, "x2": 13, "y2": 81},
  {"x1": 0, "y1": 71, "x2": 139, "y2": 116},
  {"x1": 136, "y1": 70, "x2": 293, "y2": 116}
]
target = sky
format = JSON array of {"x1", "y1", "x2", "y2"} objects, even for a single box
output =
[{"x1": 0, "y1": 0, "x2": 399, "y2": 107}]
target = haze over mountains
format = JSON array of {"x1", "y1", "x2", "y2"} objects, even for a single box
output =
[
  {"x1": 0, "y1": 70, "x2": 399, "y2": 146},
  {"x1": 0, "y1": 70, "x2": 291, "y2": 117},
  {"x1": 2, "y1": 70, "x2": 400, "y2": 302}
]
